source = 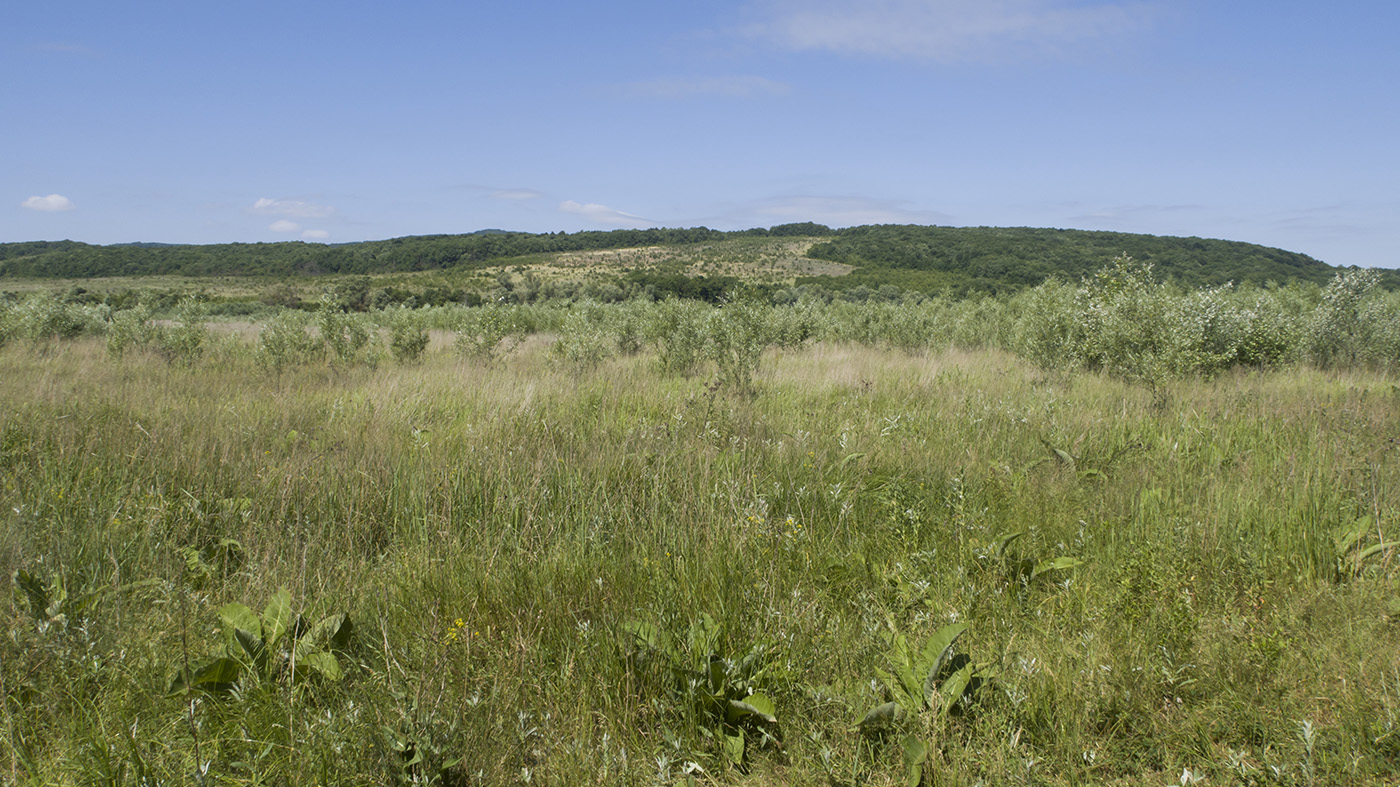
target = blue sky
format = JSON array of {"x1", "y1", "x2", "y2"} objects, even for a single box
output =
[{"x1": 4, "y1": 0, "x2": 1397, "y2": 268}]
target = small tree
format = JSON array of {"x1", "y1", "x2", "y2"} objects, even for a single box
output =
[
  {"x1": 386, "y1": 307, "x2": 430, "y2": 364},
  {"x1": 1306, "y1": 268, "x2": 1381, "y2": 369}
]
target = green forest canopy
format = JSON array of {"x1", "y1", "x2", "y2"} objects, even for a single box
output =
[{"x1": 2, "y1": 224, "x2": 1393, "y2": 294}]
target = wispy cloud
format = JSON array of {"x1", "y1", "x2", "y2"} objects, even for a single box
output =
[
  {"x1": 251, "y1": 197, "x2": 335, "y2": 219},
  {"x1": 21, "y1": 194, "x2": 75, "y2": 212},
  {"x1": 1060, "y1": 202, "x2": 1204, "y2": 232},
  {"x1": 559, "y1": 200, "x2": 656, "y2": 228},
  {"x1": 621, "y1": 75, "x2": 791, "y2": 99},
  {"x1": 491, "y1": 188, "x2": 546, "y2": 201},
  {"x1": 736, "y1": 195, "x2": 955, "y2": 227},
  {"x1": 269, "y1": 219, "x2": 301, "y2": 233},
  {"x1": 746, "y1": 0, "x2": 1158, "y2": 63},
  {"x1": 302, "y1": 229, "x2": 330, "y2": 240}
]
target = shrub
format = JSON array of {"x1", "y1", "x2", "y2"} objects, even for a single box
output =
[
  {"x1": 453, "y1": 302, "x2": 529, "y2": 364},
  {"x1": 705, "y1": 298, "x2": 771, "y2": 391},
  {"x1": 154, "y1": 296, "x2": 208, "y2": 366},
  {"x1": 550, "y1": 301, "x2": 615, "y2": 371},
  {"x1": 105, "y1": 304, "x2": 156, "y2": 358},
  {"x1": 256, "y1": 310, "x2": 319, "y2": 372},
  {"x1": 385, "y1": 307, "x2": 430, "y2": 364},
  {"x1": 318, "y1": 293, "x2": 373, "y2": 366},
  {"x1": 644, "y1": 298, "x2": 710, "y2": 376},
  {"x1": 1306, "y1": 268, "x2": 1386, "y2": 369}
]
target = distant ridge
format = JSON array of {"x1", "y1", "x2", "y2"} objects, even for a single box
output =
[{"x1": 1, "y1": 224, "x2": 1392, "y2": 293}]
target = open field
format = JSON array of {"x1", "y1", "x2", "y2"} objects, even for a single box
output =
[{"x1": 2, "y1": 323, "x2": 1398, "y2": 785}]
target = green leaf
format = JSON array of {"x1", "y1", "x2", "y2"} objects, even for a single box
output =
[
  {"x1": 1333, "y1": 516, "x2": 1372, "y2": 556},
  {"x1": 298, "y1": 613, "x2": 353, "y2": 653},
  {"x1": 295, "y1": 650, "x2": 342, "y2": 681},
  {"x1": 707, "y1": 655, "x2": 726, "y2": 693},
  {"x1": 885, "y1": 634, "x2": 923, "y2": 704},
  {"x1": 858, "y1": 701, "x2": 906, "y2": 736},
  {"x1": 1030, "y1": 556, "x2": 1084, "y2": 580},
  {"x1": 901, "y1": 734, "x2": 928, "y2": 787},
  {"x1": 261, "y1": 588, "x2": 293, "y2": 648},
  {"x1": 725, "y1": 694, "x2": 778, "y2": 726},
  {"x1": 167, "y1": 657, "x2": 242, "y2": 696},
  {"x1": 722, "y1": 732, "x2": 745, "y2": 766},
  {"x1": 219, "y1": 602, "x2": 260, "y2": 642},
  {"x1": 938, "y1": 663, "x2": 976, "y2": 715},
  {"x1": 12, "y1": 569, "x2": 50, "y2": 622},
  {"x1": 1357, "y1": 541, "x2": 1396, "y2": 562},
  {"x1": 994, "y1": 531, "x2": 1024, "y2": 558},
  {"x1": 234, "y1": 628, "x2": 267, "y2": 671},
  {"x1": 874, "y1": 667, "x2": 908, "y2": 709},
  {"x1": 742, "y1": 691, "x2": 776, "y2": 719},
  {"x1": 688, "y1": 613, "x2": 720, "y2": 660},
  {"x1": 622, "y1": 619, "x2": 661, "y2": 650},
  {"x1": 919, "y1": 622, "x2": 969, "y2": 709}
]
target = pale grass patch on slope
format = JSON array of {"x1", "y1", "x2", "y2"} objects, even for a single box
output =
[{"x1": 539, "y1": 237, "x2": 852, "y2": 282}]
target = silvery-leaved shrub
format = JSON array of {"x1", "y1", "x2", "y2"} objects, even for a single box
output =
[
  {"x1": 606, "y1": 299, "x2": 647, "y2": 356},
  {"x1": 385, "y1": 306, "x2": 430, "y2": 364},
  {"x1": 1358, "y1": 289, "x2": 1400, "y2": 369},
  {"x1": 1013, "y1": 278, "x2": 1080, "y2": 369},
  {"x1": 1070, "y1": 256, "x2": 1177, "y2": 382},
  {"x1": 705, "y1": 298, "x2": 771, "y2": 391},
  {"x1": 453, "y1": 301, "x2": 529, "y2": 364},
  {"x1": 550, "y1": 301, "x2": 615, "y2": 371},
  {"x1": 1226, "y1": 289, "x2": 1302, "y2": 369},
  {"x1": 318, "y1": 293, "x2": 372, "y2": 366},
  {"x1": 14, "y1": 292, "x2": 107, "y2": 342},
  {"x1": 256, "y1": 310, "x2": 319, "y2": 372},
  {"x1": 1306, "y1": 268, "x2": 1384, "y2": 369},
  {"x1": 947, "y1": 295, "x2": 1008, "y2": 350},
  {"x1": 644, "y1": 298, "x2": 709, "y2": 376},
  {"x1": 154, "y1": 296, "x2": 208, "y2": 366},
  {"x1": 768, "y1": 299, "x2": 821, "y2": 350},
  {"x1": 106, "y1": 304, "x2": 156, "y2": 358}
]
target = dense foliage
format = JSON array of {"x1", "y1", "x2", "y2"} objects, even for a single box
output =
[
  {"x1": 801, "y1": 225, "x2": 1369, "y2": 294},
  {"x1": 6, "y1": 224, "x2": 1393, "y2": 296},
  {"x1": 4, "y1": 261, "x2": 1399, "y2": 383},
  {"x1": 0, "y1": 226, "x2": 817, "y2": 279}
]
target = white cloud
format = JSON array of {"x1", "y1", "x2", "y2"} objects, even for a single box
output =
[
  {"x1": 252, "y1": 197, "x2": 335, "y2": 219},
  {"x1": 269, "y1": 219, "x2": 301, "y2": 233},
  {"x1": 491, "y1": 188, "x2": 546, "y2": 201},
  {"x1": 747, "y1": 0, "x2": 1157, "y2": 63},
  {"x1": 559, "y1": 200, "x2": 656, "y2": 228},
  {"x1": 622, "y1": 75, "x2": 791, "y2": 99},
  {"x1": 21, "y1": 194, "x2": 75, "y2": 212},
  {"x1": 302, "y1": 229, "x2": 330, "y2": 240}
]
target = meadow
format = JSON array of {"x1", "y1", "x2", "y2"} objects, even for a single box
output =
[{"x1": 2, "y1": 262, "x2": 1398, "y2": 785}]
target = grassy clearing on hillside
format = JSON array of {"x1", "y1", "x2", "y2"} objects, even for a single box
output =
[{"x1": 2, "y1": 333, "x2": 1397, "y2": 785}]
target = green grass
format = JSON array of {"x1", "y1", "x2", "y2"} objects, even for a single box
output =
[{"x1": 2, "y1": 335, "x2": 1398, "y2": 785}]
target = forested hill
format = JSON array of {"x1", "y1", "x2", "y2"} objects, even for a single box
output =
[
  {"x1": 0, "y1": 227, "x2": 751, "y2": 279},
  {"x1": 801, "y1": 225, "x2": 1344, "y2": 293},
  {"x1": 2, "y1": 223, "x2": 1389, "y2": 292}
]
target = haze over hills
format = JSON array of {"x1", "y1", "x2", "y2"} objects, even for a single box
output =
[{"x1": 1, "y1": 225, "x2": 1393, "y2": 294}]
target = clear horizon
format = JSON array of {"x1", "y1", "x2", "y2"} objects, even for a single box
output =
[{"x1": 5, "y1": 1, "x2": 1397, "y2": 268}]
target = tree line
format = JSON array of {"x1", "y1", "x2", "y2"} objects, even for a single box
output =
[{"x1": 3, "y1": 223, "x2": 1394, "y2": 294}]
